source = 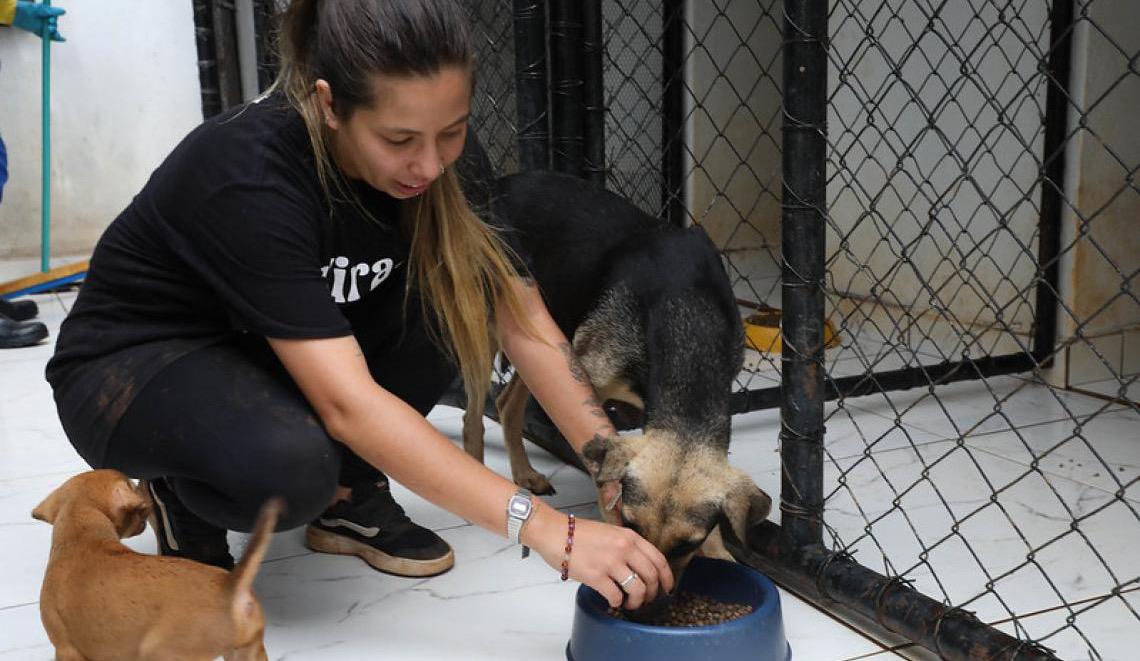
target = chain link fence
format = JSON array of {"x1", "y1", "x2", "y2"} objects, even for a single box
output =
[
  {"x1": 227, "y1": 1, "x2": 1137, "y2": 657},
  {"x1": 814, "y1": 1, "x2": 1138, "y2": 658},
  {"x1": 464, "y1": 1, "x2": 1139, "y2": 658}
]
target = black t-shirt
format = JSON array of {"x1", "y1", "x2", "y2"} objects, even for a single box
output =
[{"x1": 45, "y1": 92, "x2": 507, "y2": 462}]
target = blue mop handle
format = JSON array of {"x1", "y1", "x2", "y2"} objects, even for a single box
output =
[{"x1": 40, "y1": 0, "x2": 52, "y2": 273}]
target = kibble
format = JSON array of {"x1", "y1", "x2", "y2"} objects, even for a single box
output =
[{"x1": 609, "y1": 592, "x2": 753, "y2": 627}]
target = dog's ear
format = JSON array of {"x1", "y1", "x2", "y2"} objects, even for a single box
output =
[
  {"x1": 32, "y1": 487, "x2": 65, "y2": 524},
  {"x1": 722, "y1": 470, "x2": 772, "y2": 545},
  {"x1": 110, "y1": 480, "x2": 151, "y2": 538},
  {"x1": 582, "y1": 434, "x2": 641, "y2": 484}
]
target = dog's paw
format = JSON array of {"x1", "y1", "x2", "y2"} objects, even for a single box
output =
[{"x1": 516, "y1": 470, "x2": 556, "y2": 496}]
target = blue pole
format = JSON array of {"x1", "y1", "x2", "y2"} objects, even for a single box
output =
[{"x1": 40, "y1": 0, "x2": 52, "y2": 273}]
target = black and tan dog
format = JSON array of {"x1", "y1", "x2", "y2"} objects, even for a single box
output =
[{"x1": 462, "y1": 171, "x2": 771, "y2": 581}]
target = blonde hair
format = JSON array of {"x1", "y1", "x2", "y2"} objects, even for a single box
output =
[{"x1": 274, "y1": 0, "x2": 535, "y2": 414}]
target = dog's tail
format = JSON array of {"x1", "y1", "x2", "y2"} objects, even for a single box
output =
[{"x1": 228, "y1": 497, "x2": 282, "y2": 622}]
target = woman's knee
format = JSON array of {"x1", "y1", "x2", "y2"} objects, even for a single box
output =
[
  {"x1": 247, "y1": 440, "x2": 341, "y2": 529},
  {"x1": 183, "y1": 436, "x2": 340, "y2": 532}
]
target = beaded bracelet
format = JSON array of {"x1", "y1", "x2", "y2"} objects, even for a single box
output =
[{"x1": 560, "y1": 514, "x2": 576, "y2": 581}]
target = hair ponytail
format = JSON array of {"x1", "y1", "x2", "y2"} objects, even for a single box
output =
[{"x1": 273, "y1": 0, "x2": 342, "y2": 200}]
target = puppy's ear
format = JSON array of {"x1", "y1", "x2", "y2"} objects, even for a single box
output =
[
  {"x1": 582, "y1": 434, "x2": 641, "y2": 484},
  {"x1": 722, "y1": 469, "x2": 772, "y2": 545},
  {"x1": 110, "y1": 480, "x2": 151, "y2": 538},
  {"x1": 32, "y1": 487, "x2": 65, "y2": 524}
]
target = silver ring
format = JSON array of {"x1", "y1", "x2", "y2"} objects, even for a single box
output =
[{"x1": 619, "y1": 572, "x2": 638, "y2": 589}]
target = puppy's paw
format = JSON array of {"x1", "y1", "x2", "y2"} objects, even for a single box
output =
[{"x1": 516, "y1": 470, "x2": 556, "y2": 496}]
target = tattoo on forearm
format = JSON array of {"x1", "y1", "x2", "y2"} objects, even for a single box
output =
[
  {"x1": 559, "y1": 341, "x2": 590, "y2": 386},
  {"x1": 558, "y1": 340, "x2": 614, "y2": 432}
]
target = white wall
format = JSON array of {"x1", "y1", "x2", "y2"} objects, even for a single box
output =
[
  {"x1": 686, "y1": 0, "x2": 783, "y2": 306},
  {"x1": 1053, "y1": 0, "x2": 1140, "y2": 387},
  {"x1": 0, "y1": 1, "x2": 202, "y2": 259},
  {"x1": 825, "y1": 0, "x2": 1051, "y2": 358}
]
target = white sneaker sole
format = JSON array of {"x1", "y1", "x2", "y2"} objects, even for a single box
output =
[{"x1": 305, "y1": 525, "x2": 455, "y2": 577}]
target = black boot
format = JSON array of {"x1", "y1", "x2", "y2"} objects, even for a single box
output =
[
  {"x1": 0, "y1": 297, "x2": 38, "y2": 322},
  {"x1": 0, "y1": 313, "x2": 48, "y2": 349},
  {"x1": 306, "y1": 475, "x2": 454, "y2": 577}
]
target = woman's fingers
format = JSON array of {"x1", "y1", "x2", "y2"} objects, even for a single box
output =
[
  {"x1": 548, "y1": 516, "x2": 677, "y2": 609},
  {"x1": 633, "y1": 534, "x2": 675, "y2": 593},
  {"x1": 624, "y1": 548, "x2": 661, "y2": 605},
  {"x1": 613, "y1": 566, "x2": 649, "y2": 610},
  {"x1": 595, "y1": 577, "x2": 625, "y2": 609}
]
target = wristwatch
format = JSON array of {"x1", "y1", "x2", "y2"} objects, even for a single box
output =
[{"x1": 506, "y1": 488, "x2": 535, "y2": 558}]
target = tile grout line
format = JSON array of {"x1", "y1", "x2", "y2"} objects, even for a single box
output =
[
  {"x1": 837, "y1": 585, "x2": 1140, "y2": 660},
  {"x1": 815, "y1": 421, "x2": 1137, "y2": 505},
  {"x1": 964, "y1": 444, "x2": 1138, "y2": 504},
  {"x1": 767, "y1": 576, "x2": 901, "y2": 660},
  {"x1": 985, "y1": 584, "x2": 1140, "y2": 628}
]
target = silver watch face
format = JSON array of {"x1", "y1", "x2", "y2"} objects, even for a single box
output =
[{"x1": 509, "y1": 494, "x2": 533, "y2": 519}]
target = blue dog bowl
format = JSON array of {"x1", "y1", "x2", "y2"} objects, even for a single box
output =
[{"x1": 567, "y1": 557, "x2": 791, "y2": 661}]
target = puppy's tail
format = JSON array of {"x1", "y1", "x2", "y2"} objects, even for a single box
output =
[{"x1": 228, "y1": 497, "x2": 282, "y2": 621}]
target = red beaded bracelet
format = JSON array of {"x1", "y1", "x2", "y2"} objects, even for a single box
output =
[{"x1": 560, "y1": 514, "x2": 576, "y2": 581}]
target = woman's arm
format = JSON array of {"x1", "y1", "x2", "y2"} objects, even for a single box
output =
[
  {"x1": 269, "y1": 335, "x2": 520, "y2": 535},
  {"x1": 494, "y1": 278, "x2": 619, "y2": 455},
  {"x1": 268, "y1": 334, "x2": 672, "y2": 608}
]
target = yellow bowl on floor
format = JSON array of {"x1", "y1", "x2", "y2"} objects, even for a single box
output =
[{"x1": 743, "y1": 309, "x2": 840, "y2": 354}]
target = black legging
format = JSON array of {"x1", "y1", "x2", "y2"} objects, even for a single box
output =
[{"x1": 102, "y1": 327, "x2": 457, "y2": 533}]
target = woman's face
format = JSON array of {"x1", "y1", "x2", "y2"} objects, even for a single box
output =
[{"x1": 317, "y1": 65, "x2": 471, "y2": 199}]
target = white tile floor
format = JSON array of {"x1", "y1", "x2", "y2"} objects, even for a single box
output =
[{"x1": 1, "y1": 288, "x2": 1136, "y2": 660}]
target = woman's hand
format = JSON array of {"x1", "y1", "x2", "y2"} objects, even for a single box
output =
[{"x1": 522, "y1": 504, "x2": 674, "y2": 610}]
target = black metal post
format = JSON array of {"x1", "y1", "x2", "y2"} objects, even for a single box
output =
[
  {"x1": 1031, "y1": 0, "x2": 1075, "y2": 367},
  {"x1": 662, "y1": 0, "x2": 687, "y2": 226},
  {"x1": 778, "y1": 0, "x2": 828, "y2": 546},
  {"x1": 210, "y1": 0, "x2": 243, "y2": 112},
  {"x1": 192, "y1": 0, "x2": 222, "y2": 118},
  {"x1": 192, "y1": 0, "x2": 243, "y2": 118},
  {"x1": 731, "y1": 524, "x2": 1061, "y2": 661},
  {"x1": 252, "y1": 0, "x2": 279, "y2": 93},
  {"x1": 730, "y1": 352, "x2": 1042, "y2": 414},
  {"x1": 581, "y1": 0, "x2": 606, "y2": 185},
  {"x1": 513, "y1": 0, "x2": 550, "y2": 172},
  {"x1": 549, "y1": 0, "x2": 584, "y2": 176}
]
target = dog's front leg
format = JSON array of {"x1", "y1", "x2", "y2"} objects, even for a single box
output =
[
  {"x1": 41, "y1": 606, "x2": 90, "y2": 661},
  {"x1": 497, "y1": 374, "x2": 555, "y2": 495},
  {"x1": 224, "y1": 641, "x2": 269, "y2": 661},
  {"x1": 461, "y1": 393, "x2": 486, "y2": 464}
]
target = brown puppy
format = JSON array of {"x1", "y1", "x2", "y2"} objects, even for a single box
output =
[{"x1": 32, "y1": 469, "x2": 280, "y2": 661}]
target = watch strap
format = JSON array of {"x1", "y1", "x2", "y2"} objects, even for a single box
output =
[{"x1": 506, "y1": 488, "x2": 534, "y2": 546}]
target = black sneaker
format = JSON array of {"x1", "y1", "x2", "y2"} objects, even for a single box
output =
[
  {"x1": 142, "y1": 478, "x2": 234, "y2": 570},
  {"x1": 305, "y1": 477, "x2": 454, "y2": 577}
]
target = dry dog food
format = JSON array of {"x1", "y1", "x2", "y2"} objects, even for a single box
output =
[{"x1": 610, "y1": 592, "x2": 753, "y2": 627}]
